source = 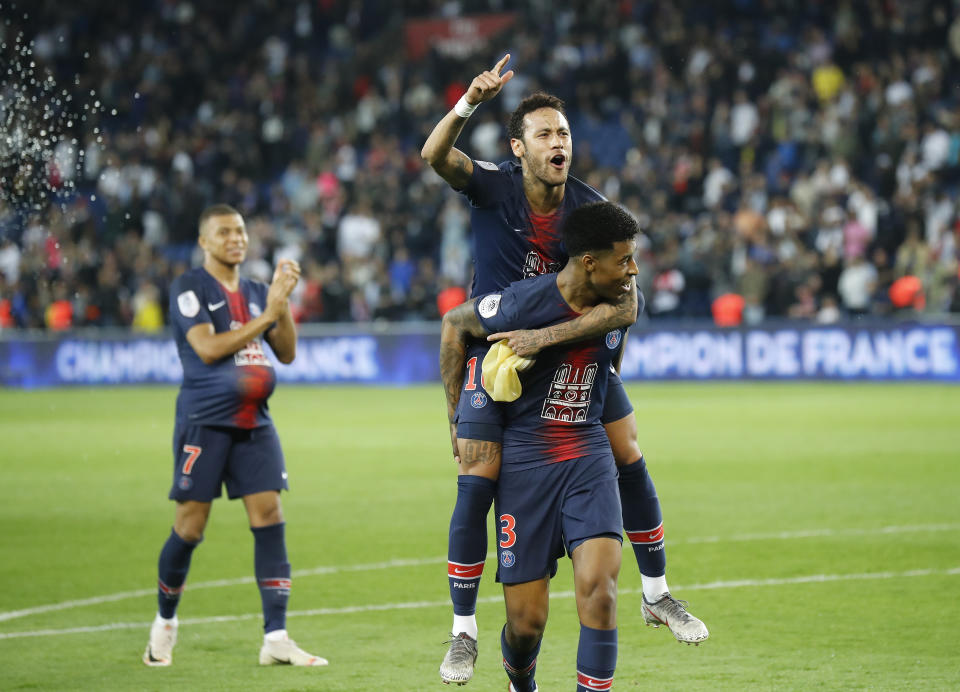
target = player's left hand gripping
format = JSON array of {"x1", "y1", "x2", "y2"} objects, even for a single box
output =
[
  {"x1": 465, "y1": 53, "x2": 515, "y2": 106},
  {"x1": 486, "y1": 329, "x2": 541, "y2": 358}
]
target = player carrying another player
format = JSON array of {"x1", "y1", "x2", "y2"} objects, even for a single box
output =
[
  {"x1": 423, "y1": 54, "x2": 708, "y2": 685},
  {"x1": 441, "y1": 200, "x2": 640, "y2": 692},
  {"x1": 142, "y1": 204, "x2": 326, "y2": 668}
]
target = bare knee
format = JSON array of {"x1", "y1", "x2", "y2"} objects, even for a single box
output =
[
  {"x1": 505, "y1": 611, "x2": 546, "y2": 650},
  {"x1": 245, "y1": 491, "x2": 283, "y2": 527},
  {"x1": 577, "y1": 574, "x2": 618, "y2": 628},
  {"x1": 173, "y1": 501, "x2": 211, "y2": 542}
]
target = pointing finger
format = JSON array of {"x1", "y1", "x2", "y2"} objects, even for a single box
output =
[{"x1": 493, "y1": 53, "x2": 511, "y2": 74}]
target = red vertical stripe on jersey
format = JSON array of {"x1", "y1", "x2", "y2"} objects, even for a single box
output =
[
  {"x1": 526, "y1": 209, "x2": 563, "y2": 276},
  {"x1": 226, "y1": 287, "x2": 270, "y2": 429},
  {"x1": 543, "y1": 343, "x2": 603, "y2": 464}
]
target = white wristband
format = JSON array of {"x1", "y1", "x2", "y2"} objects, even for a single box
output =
[{"x1": 454, "y1": 95, "x2": 478, "y2": 118}]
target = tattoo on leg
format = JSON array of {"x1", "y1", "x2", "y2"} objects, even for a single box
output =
[{"x1": 461, "y1": 440, "x2": 500, "y2": 466}]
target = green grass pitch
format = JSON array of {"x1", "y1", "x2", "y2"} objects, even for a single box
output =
[{"x1": 0, "y1": 383, "x2": 958, "y2": 691}]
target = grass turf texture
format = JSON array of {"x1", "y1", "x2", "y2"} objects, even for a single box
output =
[{"x1": 0, "y1": 383, "x2": 957, "y2": 691}]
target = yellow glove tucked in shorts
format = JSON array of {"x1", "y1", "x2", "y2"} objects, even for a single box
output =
[{"x1": 481, "y1": 339, "x2": 536, "y2": 402}]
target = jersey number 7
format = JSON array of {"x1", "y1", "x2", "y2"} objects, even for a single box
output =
[{"x1": 181, "y1": 445, "x2": 202, "y2": 475}]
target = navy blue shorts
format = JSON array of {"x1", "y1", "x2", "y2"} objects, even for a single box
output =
[
  {"x1": 494, "y1": 453, "x2": 623, "y2": 585},
  {"x1": 601, "y1": 369, "x2": 634, "y2": 424},
  {"x1": 455, "y1": 342, "x2": 504, "y2": 444},
  {"x1": 169, "y1": 423, "x2": 289, "y2": 502},
  {"x1": 457, "y1": 345, "x2": 635, "y2": 443}
]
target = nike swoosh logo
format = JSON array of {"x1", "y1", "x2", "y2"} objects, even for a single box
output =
[
  {"x1": 208, "y1": 301, "x2": 225, "y2": 311},
  {"x1": 453, "y1": 568, "x2": 474, "y2": 575}
]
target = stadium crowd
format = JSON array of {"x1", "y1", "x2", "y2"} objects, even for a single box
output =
[{"x1": 1, "y1": 0, "x2": 959, "y2": 331}]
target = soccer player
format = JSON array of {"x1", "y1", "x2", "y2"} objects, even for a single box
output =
[
  {"x1": 142, "y1": 204, "x2": 326, "y2": 668},
  {"x1": 423, "y1": 55, "x2": 707, "y2": 684},
  {"x1": 441, "y1": 201, "x2": 639, "y2": 692}
]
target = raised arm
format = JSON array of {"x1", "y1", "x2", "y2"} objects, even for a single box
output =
[
  {"x1": 487, "y1": 285, "x2": 638, "y2": 358},
  {"x1": 420, "y1": 53, "x2": 514, "y2": 189}
]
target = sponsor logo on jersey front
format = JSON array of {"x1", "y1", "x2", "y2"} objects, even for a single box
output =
[
  {"x1": 177, "y1": 290, "x2": 200, "y2": 317},
  {"x1": 605, "y1": 330, "x2": 622, "y2": 349},
  {"x1": 470, "y1": 391, "x2": 487, "y2": 408},
  {"x1": 229, "y1": 321, "x2": 272, "y2": 367},
  {"x1": 478, "y1": 293, "x2": 502, "y2": 318},
  {"x1": 541, "y1": 362, "x2": 598, "y2": 422},
  {"x1": 522, "y1": 251, "x2": 562, "y2": 278},
  {"x1": 500, "y1": 550, "x2": 515, "y2": 568}
]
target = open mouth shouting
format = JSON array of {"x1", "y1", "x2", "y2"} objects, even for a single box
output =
[{"x1": 549, "y1": 152, "x2": 567, "y2": 170}]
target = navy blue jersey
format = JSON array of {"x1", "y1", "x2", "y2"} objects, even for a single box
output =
[
  {"x1": 474, "y1": 273, "x2": 632, "y2": 470},
  {"x1": 170, "y1": 267, "x2": 276, "y2": 429},
  {"x1": 459, "y1": 159, "x2": 604, "y2": 296}
]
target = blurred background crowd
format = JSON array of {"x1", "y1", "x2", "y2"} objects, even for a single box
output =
[{"x1": 2, "y1": 0, "x2": 960, "y2": 331}]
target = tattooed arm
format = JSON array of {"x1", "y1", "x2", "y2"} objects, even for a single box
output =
[
  {"x1": 488, "y1": 283, "x2": 638, "y2": 358},
  {"x1": 439, "y1": 299, "x2": 490, "y2": 458}
]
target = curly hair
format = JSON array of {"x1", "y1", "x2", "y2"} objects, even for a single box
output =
[
  {"x1": 506, "y1": 92, "x2": 566, "y2": 142},
  {"x1": 562, "y1": 201, "x2": 639, "y2": 257}
]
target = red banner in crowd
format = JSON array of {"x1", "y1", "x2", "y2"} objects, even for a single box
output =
[{"x1": 405, "y1": 13, "x2": 517, "y2": 61}]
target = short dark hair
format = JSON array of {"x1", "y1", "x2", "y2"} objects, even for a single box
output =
[
  {"x1": 562, "y1": 201, "x2": 639, "y2": 257},
  {"x1": 198, "y1": 203, "x2": 242, "y2": 234},
  {"x1": 507, "y1": 92, "x2": 566, "y2": 142}
]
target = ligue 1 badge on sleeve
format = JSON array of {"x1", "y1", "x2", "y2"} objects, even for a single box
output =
[
  {"x1": 478, "y1": 293, "x2": 502, "y2": 318},
  {"x1": 177, "y1": 290, "x2": 200, "y2": 318}
]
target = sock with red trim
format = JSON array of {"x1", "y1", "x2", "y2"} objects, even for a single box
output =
[
  {"x1": 576, "y1": 624, "x2": 617, "y2": 691},
  {"x1": 156, "y1": 528, "x2": 199, "y2": 619},
  {"x1": 501, "y1": 625, "x2": 540, "y2": 692},
  {"x1": 252, "y1": 522, "x2": 291, "y2": 634},
  {"x1": 618, "y1": 456, "x2": 667, "y2": 589},
  {"x1": 447, "y1": 475, "x2": 495, "y2": 636}
]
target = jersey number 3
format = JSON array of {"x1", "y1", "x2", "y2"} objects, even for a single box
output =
[{"x1": 499, "y1": 514, "x2": 517, "y2": 548}]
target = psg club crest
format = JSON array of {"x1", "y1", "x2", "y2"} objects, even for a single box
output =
[
  {"x1": 178, "y1": 476, "x2": 193, "y2": 490},
  {"x1": 500, "y1": 550, "x2": 515, "y2": 568},
  {"x1": 470, "y1": 391, "x2": 488, "y2": 409},
  {"x1": 605, "y1": 330, "x2": 622, "y2": 350}
]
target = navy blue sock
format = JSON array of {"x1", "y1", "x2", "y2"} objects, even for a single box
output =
[
  {"x1": 576, "y1": 625, "x2": 617, "y2": 691},
  {"x1": 156, "y1": 528, "x2": 199, "y2": 619},
  {"x1": 251, "y1": 522, "x2": 291, "y2": 634},
  {"x1": 447, "y1": 476, "x2": 495, "y2": 616},
  {"x1": 618, "y1": 456, "x2": 666, "y2": 577},
  {"x1": 501, "y1": 625, "x2": 540, "y2": 692}
]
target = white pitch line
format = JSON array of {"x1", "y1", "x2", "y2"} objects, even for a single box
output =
[
  {"x1": 1, "y1": 523, "x2": 956, "y2": 624},
  {"x1": 0, "y1": 557, "x2": 446, "y2": 623},
  {"x1": 2, "y1": 567, "x2": 958, "y2": 641}
]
